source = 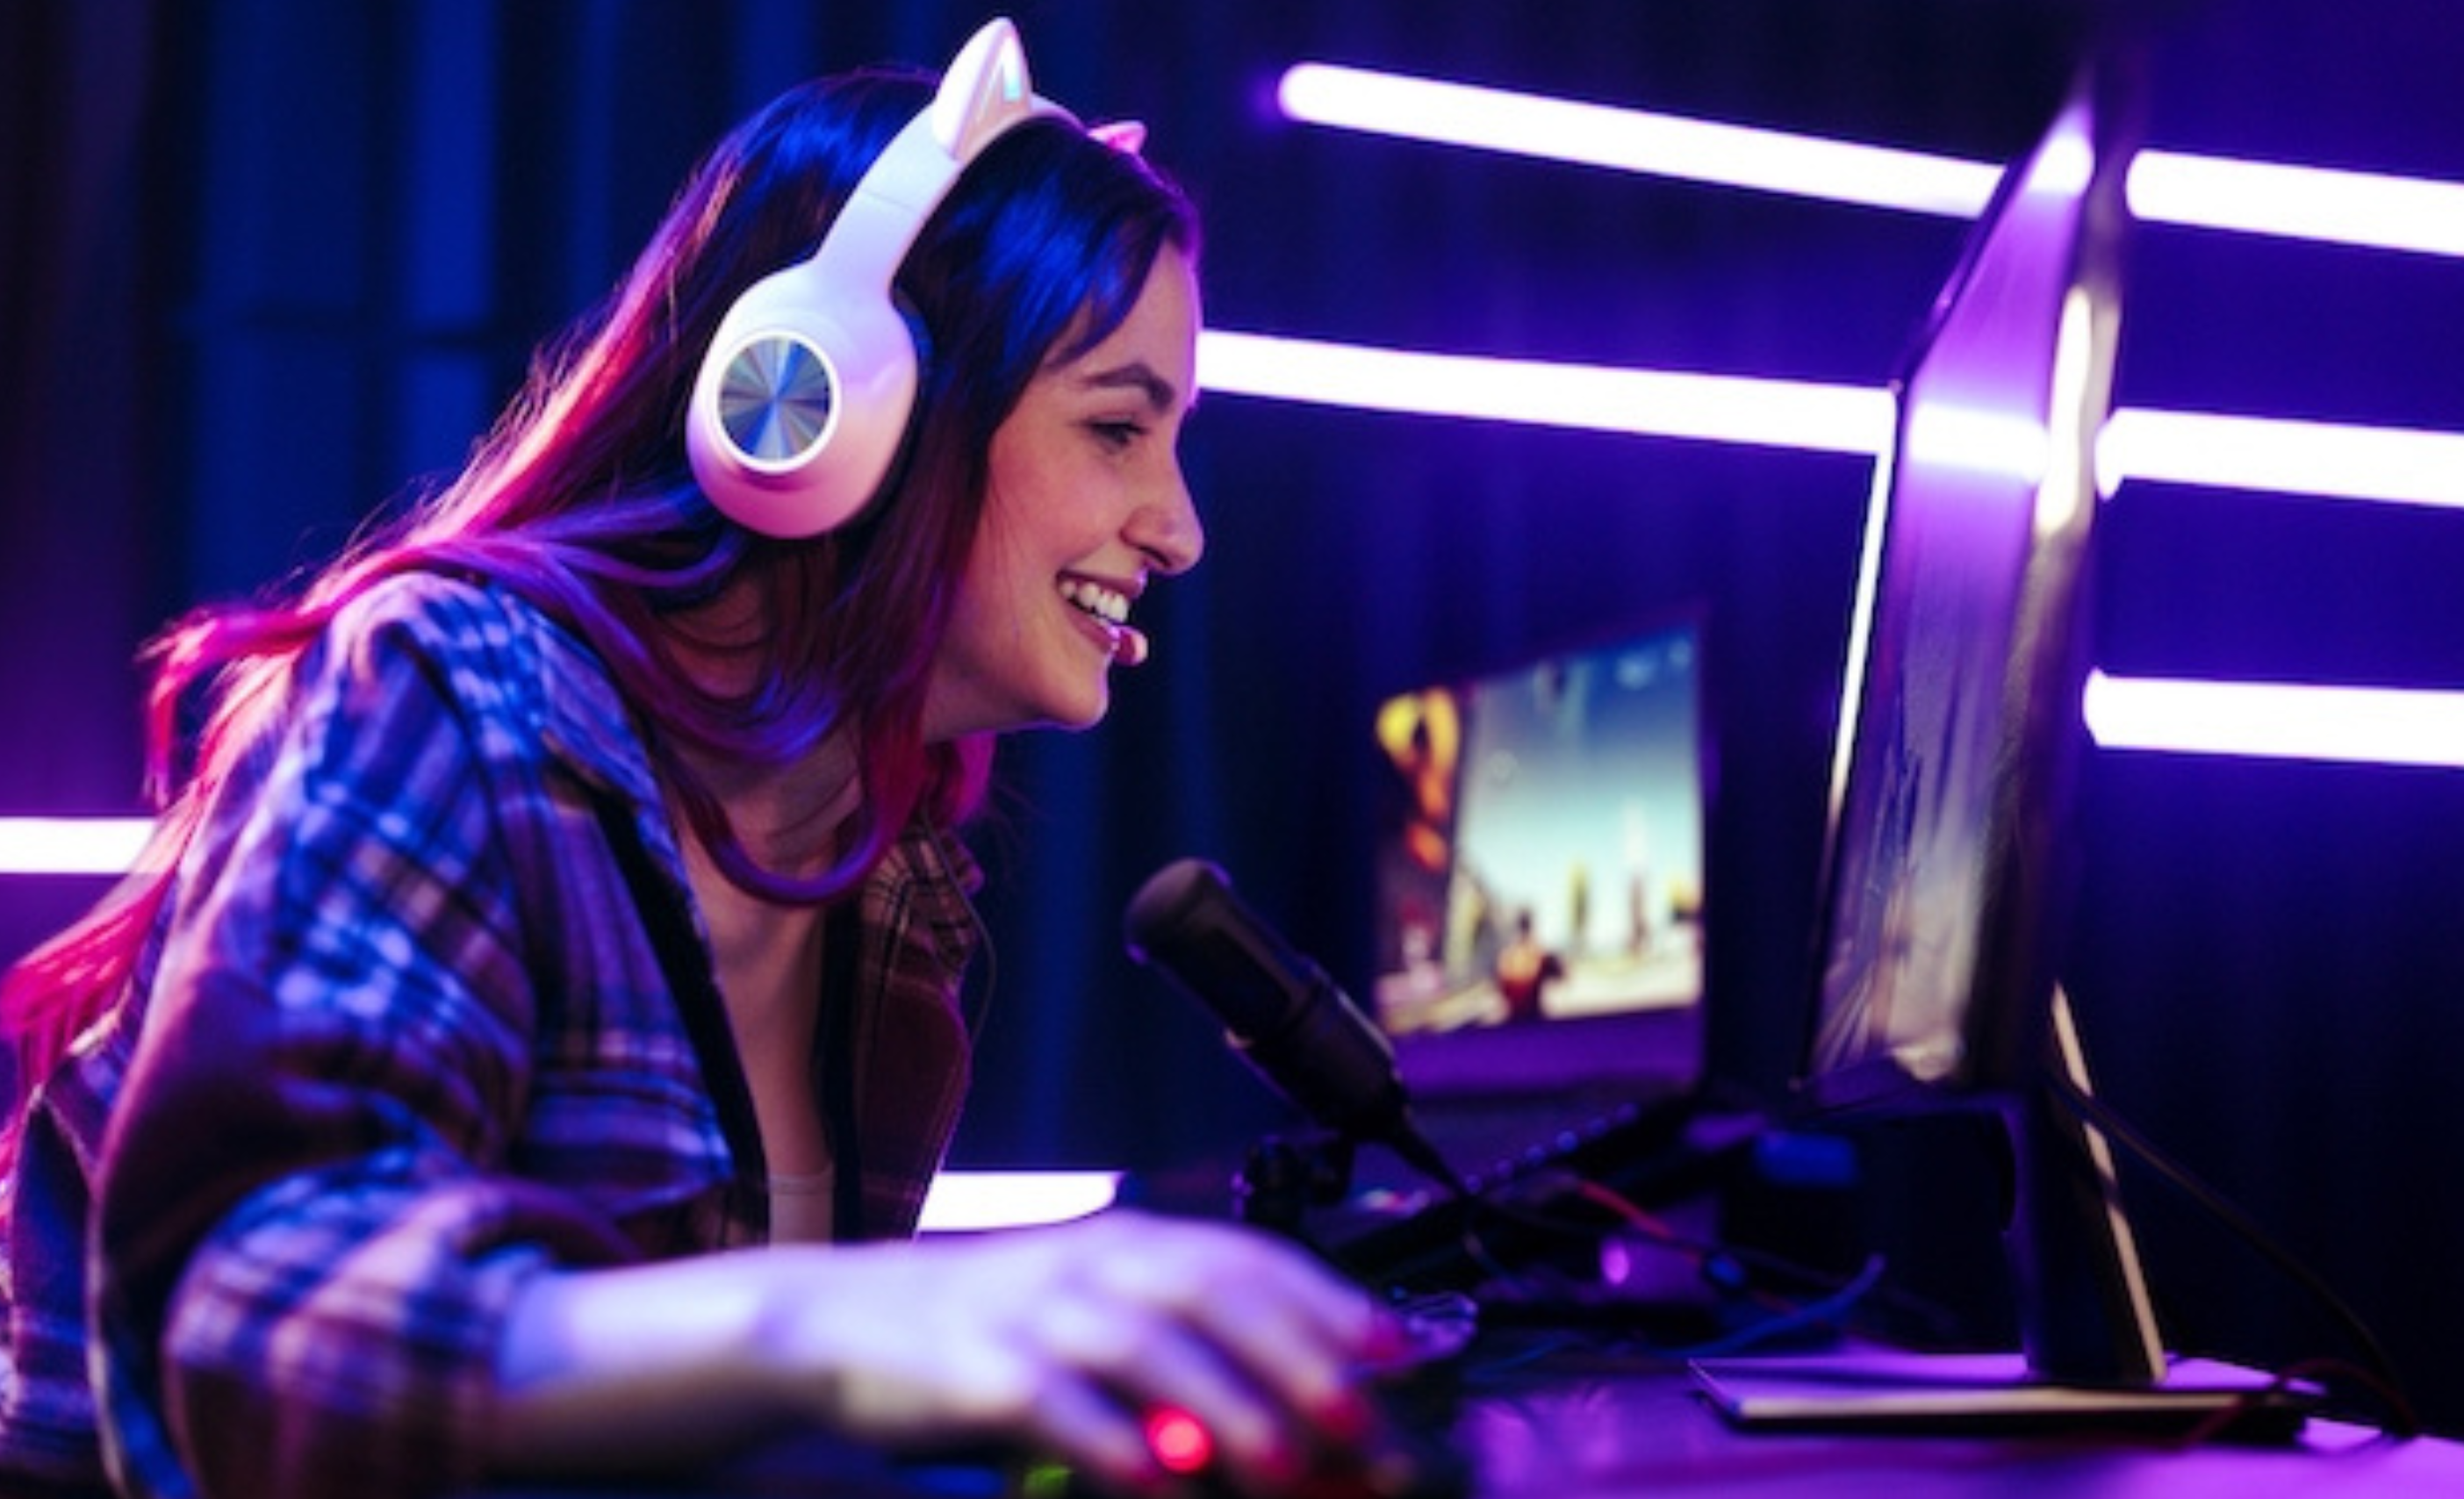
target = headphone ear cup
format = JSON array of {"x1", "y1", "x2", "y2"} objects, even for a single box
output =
[
  {"x1": 685, "y1": 18, "x2": 1066, "y2": 540},
  {"x1": 688, "y1": 255, "x2": 921, "y2": 539}
]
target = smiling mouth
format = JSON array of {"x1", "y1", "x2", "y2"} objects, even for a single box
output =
[
  {"x1": 1060, "y1": 576, "x2": 1130, "y2": 626},
  {"x1": 1060, "y1": 577, "x2": 1151, "y2": 666}
]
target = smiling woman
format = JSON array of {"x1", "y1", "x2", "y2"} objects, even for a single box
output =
[{"x1": 0, "y1": 20, "x2": 1390, "y2": 1499}]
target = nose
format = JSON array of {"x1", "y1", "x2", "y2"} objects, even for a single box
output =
[{"x1": 1133, "y1": 459, "x2": 1205, "y2": 576}]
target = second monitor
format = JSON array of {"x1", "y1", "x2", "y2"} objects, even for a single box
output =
[{"x1": 1367, "y1": 613, "x2": 1713, "y2": 1133}]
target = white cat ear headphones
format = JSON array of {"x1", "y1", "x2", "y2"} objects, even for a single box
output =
[{"x1": 686, "y1": 18, "x2": 1067, "y2": 539}]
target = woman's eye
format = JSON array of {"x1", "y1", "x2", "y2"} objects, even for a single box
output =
[{"x1": 1089, "y1": 420, "x2": 1144, "y2": 450}]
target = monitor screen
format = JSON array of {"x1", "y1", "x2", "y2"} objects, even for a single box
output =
[
  {"x1": 1788, "y1": 54, "x2": 2169, "y2": 1392},
  {"x1": 1367, "y1": 614, "x2": 1709, "y2": 1109},
  {"x1": 1804, "y1": 86, "x2": 2123, "y2": 1113}
]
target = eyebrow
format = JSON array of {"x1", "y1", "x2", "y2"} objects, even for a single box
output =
[{"x1": 1077, "y1": 360, "x2": 1187, "y2": 415}]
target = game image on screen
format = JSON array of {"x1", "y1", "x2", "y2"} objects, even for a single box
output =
[{"x1": 1369, "y1": 620, "x2": 1706, "y2": 1049}]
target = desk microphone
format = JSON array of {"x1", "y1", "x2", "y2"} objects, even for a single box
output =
[{"x1": 1124, "y1": 857, "x2": 1464, "y2": 1196}]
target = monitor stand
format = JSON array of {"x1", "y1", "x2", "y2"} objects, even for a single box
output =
[
  {"x1": 1691, "y1": 1348, "x2": 2312, "y2": 1442},
  {"x1": 1693, "y1": 988, "x2": 2316, "y2": 1443}
]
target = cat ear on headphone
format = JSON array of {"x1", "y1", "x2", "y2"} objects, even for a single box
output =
[
  {"x1": 1090, "y1": 119, "x2": 1147, "y2": 156},
  {"x1": 930, "y1": 18, "x2": 1048, "y2": 158}
]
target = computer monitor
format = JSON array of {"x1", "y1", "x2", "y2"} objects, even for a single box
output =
[
  {"x1": 1693, "y1": 55, "x2": 2306, "y2": 1427},
  {"x1": 1800, "y1": 88, "x2": 2120, "y2": 1122},
  {"x1": 1365, "y1": 613, "x2": 1712, "y2": 1132},
  {"x1": 1796, "y1": 47, "x2": 2165, "y2": 1393}
]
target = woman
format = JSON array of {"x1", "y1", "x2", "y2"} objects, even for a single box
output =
[{"x1": 0, "y1": 23, "x2": 1396, "y2": 1499}]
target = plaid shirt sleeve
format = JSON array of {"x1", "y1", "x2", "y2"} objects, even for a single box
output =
[{"x1": 89, "y1": 578, "x2": 700, "y2": 1499}]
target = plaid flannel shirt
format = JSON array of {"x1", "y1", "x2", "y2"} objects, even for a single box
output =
[{"x1": 0, "y1": 573, "x2": 981, "y2": 1499}]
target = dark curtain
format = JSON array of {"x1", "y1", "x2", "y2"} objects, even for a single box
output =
[
  {"x1": 2, "y1": 0, "x2": 175, "y2": 958},
  {"x1": 10, "y1": 0, "x2": 2464, "y2": 1435},
  {"x1": 2, "y1": 1, "x2": 162, "y2": 807}
]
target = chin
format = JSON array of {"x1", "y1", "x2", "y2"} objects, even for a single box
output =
[
  {"x1": 1050, "y1": 697, "x2": 1111, "y2": 732},
  {"x1": 1044, "y1": 678, "x2": 1113, "y2": 732},
  {"x1": 986, "y1": 688, "x2": 1110, "y2": 736}
]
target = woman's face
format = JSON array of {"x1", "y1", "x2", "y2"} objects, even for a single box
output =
[{"x1": 924, "y1": 241, "x2": 1205, "y2": 741}]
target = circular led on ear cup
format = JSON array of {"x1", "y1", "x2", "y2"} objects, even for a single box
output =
[
  {"x1": 685, "y1": 277, "x2": 918, "y2": 538},
  {"x1": 715, "y1": 330, "x2": 840, "y2": 467}
]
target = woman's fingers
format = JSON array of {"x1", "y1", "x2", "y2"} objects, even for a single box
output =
[
  {"x1": 1030, "y1": 1277, "x2": 1297, "y2": 1478},
  {"x1": 1029, "y1": 1214, "x2": 1390, "y2": 1488},
  {"x1": 774, "y1": 1211, "x2": 1394, "y2": 1490}
]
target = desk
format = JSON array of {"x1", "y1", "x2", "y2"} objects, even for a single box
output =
[
  {"x1": 1457, "y1": 1352, "x2": 2462, "y2": 1497},
  {"x1": 479, "y1": 1341, "x2": 2464, "y2": 1499}
]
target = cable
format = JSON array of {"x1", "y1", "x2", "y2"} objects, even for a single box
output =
[
  {"x1": 1674, "y1": 1255, "x2": 1889, "y2": 1359},
  {"x1": 1426, "y1": 1165, "x2": 1911, "y2": 1359},
  {"x1": 2051, "y1": 1074, "x2": 2423, "y2": 1438}
]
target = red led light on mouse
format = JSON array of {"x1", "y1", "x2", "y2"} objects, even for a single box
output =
[{"x1": 1143, "y1": 1405, "x2": 1214, "y2": 1474}]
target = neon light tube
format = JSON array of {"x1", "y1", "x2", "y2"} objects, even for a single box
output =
[
  {"x1": 1198, "y1": 330, "x2": 1893, "y2": 455},
  {"x1": 2084, "y1": 672, "x2": 2464, "y2": 769},
  {"x1": 2130, "y1": 150, "x2": 2464, "y2": 259},
  {"x1": 1276, "y1": 63, "x2": 2000, "y2": 218},
  {"x1": 2101, "y1": 408, "x2": 2464, "y2": 511},
  {"x1": 11, "y1": 665, "x2": 2464, "y2": 894},
  {"x1": 1201, "y1": 331, "x2": 2464, "y2": 510},
  {"x1": 918, "y1": 1171, "x2": 1123, "y2": 1233},
  {"x1": 0, "y1": 816, "x2": 154, "y2": 876},
  {"x1": 1279, "y1": 61, "x2": 2464, "y2": 260}
]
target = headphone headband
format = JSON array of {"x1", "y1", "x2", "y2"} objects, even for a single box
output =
[{"x1": 686, "y1": 18, "x2": 1067, "y2": 538}]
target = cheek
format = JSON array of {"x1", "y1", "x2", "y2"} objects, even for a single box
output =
[
  {"x1": 944, "y1": 545, "x2": 1002, "y2": 654},
  {"x1": 948, "y1": 510, "x2": 1045, "y2": 663},
  {"x1": 987, "y1": 419, "x2": 1112, "y2": 549}
]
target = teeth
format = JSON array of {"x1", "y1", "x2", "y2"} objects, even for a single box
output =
[{"x1": 1059, "y1": 577, "x2": 1131, "y2": 625}]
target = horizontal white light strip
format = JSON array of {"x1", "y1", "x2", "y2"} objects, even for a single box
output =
[
  {"x1": 10, "y1": 663, "x2": 2460, "y2": 888},
  {"x1": 2085, "y1": 672, "x2": 2464, "y2": 769},
  {"x1": 0, "y1": 816, "x2": 154, "y2": 876},
  {"x1": 1277, "y1": 63, "x2": 2001, "y2": 218},
  {"x1": 918, "y1": 1171, "x2": 1123, "y2": 1233},
  {"x1": 1201, "y1": 331, "x2": 2464, "y2": 509},
  {"x1": 1278, "y1": 61, "x2": 2464, "y2": 260},
  {"x1": 2130, "y1": 149, "x2": 2464, "y2": 259},
  {"x1": 1199, "y1": 330, "x2": 1893, "y2": 455},
  {"x1": 2102, "y1": 408, "x2": 2464, "y2": 510}
]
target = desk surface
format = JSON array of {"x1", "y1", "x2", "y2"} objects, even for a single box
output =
[
  {"x1": 480, "y1": 1340, "x2": 2464, "y2": 1499},
  {"x1": 1460, "y1": 1351, "x2": 2460, "y2": 1498}
]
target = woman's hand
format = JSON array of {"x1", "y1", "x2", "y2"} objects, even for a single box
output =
[
  {"x1": 492, "y1": 1209, "x2": 1400, "y2": 1495},
  {"x1": 774, "y1": 1209, "x2": 1391, "y2": 1491}
]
